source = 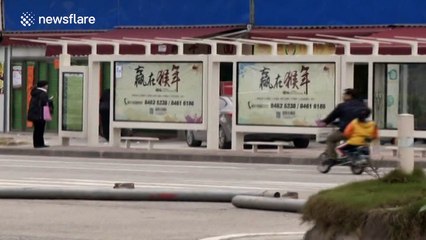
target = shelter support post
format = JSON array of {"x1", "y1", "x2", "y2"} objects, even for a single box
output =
[
  {"x1": 87, "y1": 58, "x2": 101, "y2": 146},
  {"x1": 232, "y1": 132, "x2": 244, "y2": 151},
  {"x1": 59, "y1": 53, "x2": 71, "y2": 146},
  {"x1": 111, "y1": 128, "x2": 120, "y2": 147},
  {"x1": 206, "y1": 60, "x2": 220, "y2": 150}
]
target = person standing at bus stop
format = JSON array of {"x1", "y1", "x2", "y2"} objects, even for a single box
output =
[{"x1": 27, "y1": 80, "x2": 53, "y2": 148}]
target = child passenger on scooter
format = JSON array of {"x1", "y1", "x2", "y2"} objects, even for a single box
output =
[{"x1": 336, "y1": 108, "x2": 379, "y2": 158}]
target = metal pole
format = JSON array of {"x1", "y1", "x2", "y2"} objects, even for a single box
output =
[
  {"x1": 232, "y1": 195, "x2": 306, "y2": 212},
  {"x1": 398, "y1": 114, "x2": 414, "y2": 174},
  {"x1": 0, "y1": 188, "x2": 284, "y2": 202},
  {"x1": 401, "y1": 65, "x2": 409, "y2": 113},
  {"x1": 249, "y1": 0, "x2": 255, "y2": 26},
  {"x1": 3, "y1": 46, "x2": 9, "y2": 132}
]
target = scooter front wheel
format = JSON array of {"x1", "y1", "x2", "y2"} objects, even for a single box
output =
[{"x1": 317, "y1": 152, "x2": 332, "y2": 174}]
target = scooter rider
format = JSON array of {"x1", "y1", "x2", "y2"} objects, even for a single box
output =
[
  {"x1": 316, "y1": 88, "x2": 367, "y2": 162},
  {"x1": 336, "y1": 108, "x2": 379, "y2": 159}
]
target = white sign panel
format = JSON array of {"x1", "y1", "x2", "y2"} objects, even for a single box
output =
[
  {"x1": 12, "y1": 65, "x2": 22, "y2": 88},
  {"x1": 114, "y1": 61, "x2": 203, "y2": 123},
  {"x1": 237, "y1": 62, "x2": 335, "y2": 126}
]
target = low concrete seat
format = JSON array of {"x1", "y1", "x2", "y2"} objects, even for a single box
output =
[
  {"x1": 121, "y1": 137, "x2": 159, "y2": 150},
  {"x1": 244, "y1": 141, "x2": 290, "y2": 153}
]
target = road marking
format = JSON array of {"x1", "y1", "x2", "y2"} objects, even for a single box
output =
[
  {"x1": 0, "y1": 179, "x2": 187, "y2": 189},
  {"x1": 0, "y1": 178, "x2": 269, "y2": 190},
  {"x1": 266, "y1": 168, "x2": 319, "y2": 172},
  {"x1": 199, "y1": 231, "x2": 305, "y2": 240},
  {"x1": 0, "y1": 177, "x2": 334, "y2": 193},
  {"x1": 248, "y1": 180, "x2": 337, "y2": 188},
  {"x1": 0, "y1": 158, "x2": 243, "y2": 170},
  {"x1": 0, "y1": 179, "x2": 112, "y2": 186},
  {"x1": 0, "y1": 183, "x2": 185, "y2": 189},
  {"x1": 27, "y1": 178, "x2": 116, "y2": 183},
  {"x1": 0, "y1": 164, "x2": 184, "y2": 173}
]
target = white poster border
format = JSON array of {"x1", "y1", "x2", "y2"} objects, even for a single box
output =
[
  {"x1": 236, "y1": 62, "x2": 336, "y2": 127},
  {"x1": 59, "y1": 66, "x2": 88, "y2": 138},
  {"x1": 110, "y1": 56, "x2": 208, "y2": 131}
]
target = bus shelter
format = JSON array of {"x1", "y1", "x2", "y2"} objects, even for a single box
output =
[{"x1": 10, "y1": 34, "x2": 426, "y2": 149}]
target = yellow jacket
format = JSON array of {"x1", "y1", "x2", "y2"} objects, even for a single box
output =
[{"x1": 343, "y1": 119, "x2": 378, "y2": 146}]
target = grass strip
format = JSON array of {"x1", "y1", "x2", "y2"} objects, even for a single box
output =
[{"x1": 302, "y1": 168, "x2": 426, "y2": 239}]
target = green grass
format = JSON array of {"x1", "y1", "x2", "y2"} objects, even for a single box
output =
[{"x1": 302, "y1": 168, "x2": 426, "y2": 239}]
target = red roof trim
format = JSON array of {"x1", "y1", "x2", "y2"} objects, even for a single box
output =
[{"x1": 114, "y1": 24, "x2": 247, "y2": 29}]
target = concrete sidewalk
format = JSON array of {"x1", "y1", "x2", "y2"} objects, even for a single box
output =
[{"x1": 0, "y1": 132, "x2": 425, "y2": 167}]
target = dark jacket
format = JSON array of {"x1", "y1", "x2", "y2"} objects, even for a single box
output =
[
  {"x1": 27, "y1": 87, "x2": 50, "y2": 121},
  {"x1": 322, "y1": 99, "x2": 367, "y2": 132},
  {"x1": 99, "y1": 89, "x2": 110, "y2": 113}
]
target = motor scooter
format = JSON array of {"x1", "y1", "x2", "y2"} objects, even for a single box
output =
[{"x1": 317, "y1": 146, "x2": 370, "y2": 175}]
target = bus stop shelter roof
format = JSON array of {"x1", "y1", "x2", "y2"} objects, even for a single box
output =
[
  {"x1": 250, "y1": 25, "x2": 426, "y2": 55},
  {"x1": 4, "y1": 25, "x2": 426, "y2": 56},
  {"x1": 2, "y1": 25, "x2": 247, "y2": 56}
]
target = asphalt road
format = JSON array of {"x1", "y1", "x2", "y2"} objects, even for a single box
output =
[{"x1": 0, "y1": 155, "x2": 377, "y2": 240}]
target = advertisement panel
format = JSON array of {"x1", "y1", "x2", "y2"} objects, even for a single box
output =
[
  {"x1": 62, "y1": 72, "x2": 84, "y2": 131},
  {"x1": 237, "y1": 62, "x2": 335, "y2": 126},
  {"x1": 5, "y1": 0, "x2": 426, "y2": 30},
  {"x1": 256, "y1": 0, "x2": 426, "y2": 26},
  {"x1": 114, "y1": 61, "x2": 203, "y2": 123},
  {"x1": 118, "y1": 0, "x2": 248, "y2": 26}
]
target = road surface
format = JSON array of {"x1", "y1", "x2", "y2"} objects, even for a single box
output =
[{"x1": 0, "y1": 155, "x2": 377, "y2": 240}]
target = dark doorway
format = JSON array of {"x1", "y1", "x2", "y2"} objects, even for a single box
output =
[{"x1": 354, "y1": 63, "x2": 368, "y2": 101}]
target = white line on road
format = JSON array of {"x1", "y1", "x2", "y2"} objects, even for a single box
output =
[
  {"x1": 0, "y1": 179, "x2": 113, "y2": 186},
  {"x1": 0, "y1": 182, "x2": 187, "y2": 189},
  {"x1": 248, "y1": 180, "x2": 337, "y2": 188},
  {"x1": 0, "y1": 179, "x2": 188, "y2": 189},
  {"x1": 27, "y1": 178, "x2": 117, "y2": 183},
  {"x1": 199, "y1": 232, "x2": 305, "y2": 240},
  {"x1": 0, "y1": 164, "x2": 185, "y2": 173},
  {"x1": 0, "y1": 179, "x2": 267, "y2": 190},
  {"x1": 0, "y1": 158, "x2": 244, "y2": 170},
  {"x1": 0, "y1": 177, "x2": 333, "y2": 192}
]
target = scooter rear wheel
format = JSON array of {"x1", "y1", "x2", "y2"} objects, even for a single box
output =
[
  {"x1": 350, "y1": 164, "x2": 365, "y2": 175},
  {"x1": 317, "y1": 152, "x2": 332, "y2": 174}
]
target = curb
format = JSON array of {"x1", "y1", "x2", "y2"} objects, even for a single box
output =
[
  {"x1": 199, "y1": 232, "x2": 305, "y2": 240},
  {"x1": 0, "y1": 147, "x2": 317, "y2": 165},
  {"x1": 0, "y1": 146, "x2": 425, "y2": 167}
]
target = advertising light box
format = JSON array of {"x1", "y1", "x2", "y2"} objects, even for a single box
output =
[
  {"x1": 62, "y1": 72, "x2": 84, "y2": 131},
  {"x1": 255, "y1": 0, "x2": 426, "y2": 26},
  {"x1": 114, "y1": 61, "x2": 203, "y2": 123},
  {"x1": 237, "y1": 62, "x2": 336, "y2": 127}
]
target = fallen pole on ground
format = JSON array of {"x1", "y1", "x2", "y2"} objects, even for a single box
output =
[
  {"x1": 0, "y1": 188, "x2": 284, "y2": 202},
  {"x1": 231, "y1": 195, "x2": 306, "y2": 212}
]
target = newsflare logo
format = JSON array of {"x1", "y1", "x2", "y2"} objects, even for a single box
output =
[
  {"x1": 20, "y1": 12, "x2": 36, "y2": 27},
  {"x1": 20, "y1": 12, "x2": 96, "y2": 27}
]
